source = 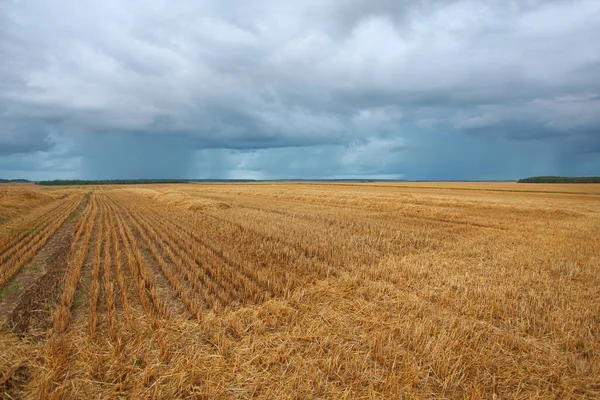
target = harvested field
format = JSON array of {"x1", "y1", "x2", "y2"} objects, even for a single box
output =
[
  {"x1": 0, "y1": 185, "x2": 55, "y2": 228},
  {"x1": 0, "y1": 182, "x2": 599, "y2": 398}
]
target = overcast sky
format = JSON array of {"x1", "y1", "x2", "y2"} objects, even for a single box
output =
[{"x1": 1, "y1": 0, "x2": 599, "y2": 180}]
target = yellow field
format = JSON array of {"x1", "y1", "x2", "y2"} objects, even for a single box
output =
[{"x1": 0, "y1": 182, "x2": 599, "y2": 398}]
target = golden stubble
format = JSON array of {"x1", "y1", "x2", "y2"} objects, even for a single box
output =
[{"x1": 1, "y1": 182, "x2": 599, "y2": 399}]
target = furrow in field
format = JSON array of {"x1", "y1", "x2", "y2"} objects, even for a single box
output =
[
  {"x1": 53, "y1": 194, "x2": 98, "y2": 334},
  {"x1": 135, "y1": 209, "x2": 229, "y2": 310},
  {"x1": 0, "y1": 194, "x2": 80, "y2": 262},
  {"x1": 137, "y1": 208, "x2": 256, "y2": 308},
  {"x1": 70, "y1": 196, "x2": 95, "y2": 253},
  {"x1": 1, "y1": 193, "x2": 90, "y2": 331},
  {"x1": 144, "y1": 210, "x2": 265, "y2": 307},
  {"x1": 143, "y1": 201, "x2": 249, "y2": 309},
  {"x1": 105, "y1": 195, "x2": 177, "y2": 368},
  {"x1": 107, "y1": 205, "x2": 135, "y2": 324},
  {"x1": 0, "y1": 195, "x2": 83, "y2": 288},
  {"x1": 111, "y1": 200, "x2": 157, "y2": 318},
  {"x1": 135, "y1": 201, "x2": 273, "y2": 303},
  {"x1": 42, "y1": 193, "x2": 170, "y2": 397},
  {"x1": 130, "y1": 199, "x2": 276, "y2": 292},
  {"x1": 0, "y1": 195, "x2": 76, "y2": 257},
  {"x1": 112, "y1": 190, "x2": 273, "y2": 310},
  {"x1": 167, "y1": 209, "x2": 326, "y2": 295},
  {"x1": 101, "y1": 199, "x2": 120, "y2": 337},
  {"x1": 0, "y1": 196, "x2": 73, "y2": 262},
  {"x1": 107, "y1": 195, "x2": 200, "y2": 317},
  {"x1": 110, "y1": 198, "x2": 169, "y2": 321},
  {"x1": 88, "y1": 197, "x2": 106, "y2": 337}
]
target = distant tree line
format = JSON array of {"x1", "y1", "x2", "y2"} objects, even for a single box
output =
[
  {"x1": 37, "y1": 179, "x2": 191, "y2": 186},
  {"x1": 35, "y1": 179, "x2": 269, "y2": 186},
  {"x1": 0, "y1": 179, "x2": 30, "y2": 183},
  {"x1": 34, "y1": 179, "x2": 406, "y2": 186},
  {"x1": 518, "y1": 176, "x2": 600, "y2": 183}
]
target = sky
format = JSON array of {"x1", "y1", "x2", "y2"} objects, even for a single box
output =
[{"x1": 1, "y1": 0, "x2": 599, "y2": 180}]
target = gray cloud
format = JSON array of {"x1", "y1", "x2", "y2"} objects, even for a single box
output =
[
  {"x1": 76, "y1": 133, "x2": 195, "y2": 179},
  {"x1": 0, "y1": 120, "x2": 52, "y2": 155},
  {"x1": 1, "y1": 0, "x2": 599, "y2": 179}
]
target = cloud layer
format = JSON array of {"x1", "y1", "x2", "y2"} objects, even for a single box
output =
[{"x1": 1, "y1": 0, "x2": 599, "y2": 179}]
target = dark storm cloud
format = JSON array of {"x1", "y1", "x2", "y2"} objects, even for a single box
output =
[
  {"x1": 0, "y1": 0, "x2": 599, "y2": 179},
  {"x1": 0, "y1": 120, "x2": 52, "y2": 155}
]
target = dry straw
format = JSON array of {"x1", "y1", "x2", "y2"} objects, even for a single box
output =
[{"x1": 1, "y1": 182, "x2": 599, "y2": 398}]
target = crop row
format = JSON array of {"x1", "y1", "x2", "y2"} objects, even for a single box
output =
[
  {"x1": 53, "y1": 194, "x2": 98, "y2": 333},
  {"x1": 0, "y1": 194, "x2": 84, "y2": 288},
  {"x1": 0, "y1": 196, "x2": 75, "y2": 256},
  {"x1": 108, "y1": 197, "x2": 169, "y2": 322},
  {"x1": 0, "y1": 195, "x2": 80, "y2": 262},
  {"x1": 110, "y1": 194, "x2": 270, "y2": 312}
]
